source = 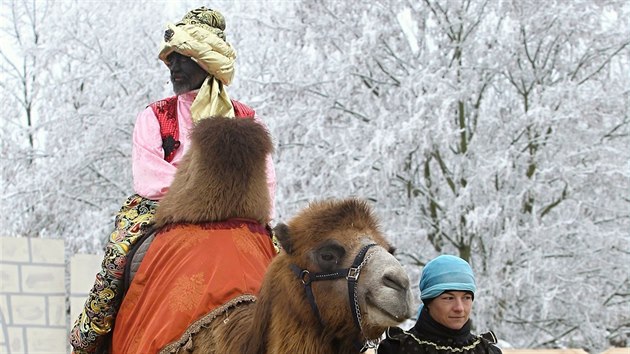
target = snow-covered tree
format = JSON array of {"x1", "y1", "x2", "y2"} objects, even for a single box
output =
[
  {"x1": 0, "y1": 0, "x2": 169, "y2": 252},
  {"x1": 247, "y1": 0, "x2": 629, "y2": 349}
]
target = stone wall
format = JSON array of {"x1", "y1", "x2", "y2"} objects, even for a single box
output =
[{"x1": 0, "y1": 237, "x2": 101, "y2": 354}]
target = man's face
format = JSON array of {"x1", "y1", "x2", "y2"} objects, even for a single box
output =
[
  {"x1": 426, "y1": 291, "x2": 473, "y2": 330},
  {"x1": 166, "y1": 52, "x2": 208, "y2": 95}
]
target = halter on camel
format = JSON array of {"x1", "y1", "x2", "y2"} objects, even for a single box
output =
[{"x1": 290, "y1": 243, "x2": 379, "y2": 352}]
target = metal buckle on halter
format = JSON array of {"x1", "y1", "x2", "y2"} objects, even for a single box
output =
[
  {"x1": 347, "y1": 267, "x2": 360, "y2": 281},
  {"x1": 300, "y1": 270, "x2": 312, "y2": 285}
]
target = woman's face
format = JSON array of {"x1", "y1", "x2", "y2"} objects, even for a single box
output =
[
  {"x1": 166, "y1": 52, "x2": 208, "y2": 95},
  {"x1": 427, "y1": 291, "x2": 473, "y2": 330}
]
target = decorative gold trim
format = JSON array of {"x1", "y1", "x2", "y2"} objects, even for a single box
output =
[
  {"x1": 158, "y1": 294, "x2": 257, "y2": 354},
  {"x1": 402, "y1": 328, "x2": 483, "y2": 352}
]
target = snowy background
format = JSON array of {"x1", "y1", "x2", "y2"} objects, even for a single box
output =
[{"x1": 1, "y1": 0, "x2": 628, "y2": 351}]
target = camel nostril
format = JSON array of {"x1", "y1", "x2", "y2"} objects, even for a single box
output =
[{"x1": 382, "y1": 272, "x2": 407, "y2": 292}]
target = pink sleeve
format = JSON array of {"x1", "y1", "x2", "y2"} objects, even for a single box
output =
[{"x1": 132, "y1": 107, "x2": 177, "y2": 201}]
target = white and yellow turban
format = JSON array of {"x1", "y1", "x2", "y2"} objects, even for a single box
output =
[{"x1": 158, "y1": 7, "x2": 237, "y2": 122}]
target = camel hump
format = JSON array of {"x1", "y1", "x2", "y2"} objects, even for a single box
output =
[
  {"x1": 192, "y1": 116, "x2": 273, "y2": 173},
  {"x1": 154, "y1": 116, "x2": 273, "y2": 226}
]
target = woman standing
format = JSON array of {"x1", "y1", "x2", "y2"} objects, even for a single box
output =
[{"x1": 377, "y1": 255, "x2": 502, "y2": 354}]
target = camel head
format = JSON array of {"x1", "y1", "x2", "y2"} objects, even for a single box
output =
[{"x1": 271, "y1": 198, "x2": 415, "y2": 349}]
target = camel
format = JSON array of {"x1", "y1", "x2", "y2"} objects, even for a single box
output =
[
  {"x1": 111, "y1": 116, "x2": 415, "y2": 354},
  {"x1": 193, "y1": 198, "x2": 417, "y2": 353}
]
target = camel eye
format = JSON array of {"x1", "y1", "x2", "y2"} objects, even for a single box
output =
[
  {"x1": 315, "y1": 243, "x2": 345, "y2": 271},
  {"x1": 321, "y1": 253, "x2": 335, "y2": 262}
]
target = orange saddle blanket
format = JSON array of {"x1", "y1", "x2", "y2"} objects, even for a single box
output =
[{"x1": 111, "y1": 220, "x2": 275, "y2": 354}]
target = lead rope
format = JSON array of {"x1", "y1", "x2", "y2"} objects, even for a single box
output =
[{"x1": 351, "y1": 250, "x2": 381, "y2": 352}]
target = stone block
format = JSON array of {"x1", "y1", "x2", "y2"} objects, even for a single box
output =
[
  {"x1": 48, "y1": 295, "x2": 66, "y2": 327},
  {"x1": 70, "y1": 254, "x2": 102, "y2": 294},
  {"x1": 10, "y1": 295, "x2": 46, "y2": 325},
  {"x1": 70, "y1": 296, "x2": 87, "y2": 327},
  {"x1": 30, "y1": 238, "x2": 64, "y2": 264},
  {"x1": 0, "y1": 237, "x2": 30, "y2": 262},
  {"x1": 21, "y1": 265, "x2": 65, "y2": 294},
  {"x1": 0, "y1": 294, "x2": 8, "y2": 323},
  {"x1": 7, "y1": 326, "x2": 25, "y2": 353},
  {"x1": 0, "y1": 264, "x2": 20, "y2": 293},
  {"x1": 25, "y1": 327, "x2": 67, "y2": 353}
]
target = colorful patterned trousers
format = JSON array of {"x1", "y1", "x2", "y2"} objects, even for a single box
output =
[{"x1": 69, "y1": 194, "x2": 158, "y2": 354}]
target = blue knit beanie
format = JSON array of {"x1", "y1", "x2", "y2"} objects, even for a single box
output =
[{"x1": 419, "y1": 255, "x2": 476, "y2": 301}]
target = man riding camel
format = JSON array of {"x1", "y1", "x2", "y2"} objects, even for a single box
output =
[{"x1": 69, "y1": 7, "x2": 276, "y2": 354}]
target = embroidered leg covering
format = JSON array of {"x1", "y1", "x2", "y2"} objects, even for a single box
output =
[{"x1": 69, "y1": 195, "x2": 158, "y2": 354}]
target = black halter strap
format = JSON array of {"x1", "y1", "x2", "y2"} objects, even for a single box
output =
[{"x1": 290, "y1": 243, "x2": 378, "y2": 350}]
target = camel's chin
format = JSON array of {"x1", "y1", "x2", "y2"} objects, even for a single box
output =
[
  {"x1": 363, "y1": 294, "x2": 411, "y2": 328},
  {"x1": 359, "y1": 301, "x2": 403, "y2": 341}
]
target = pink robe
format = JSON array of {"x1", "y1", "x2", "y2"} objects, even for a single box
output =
[{"x1": 132, "y1": 91, "x2": 277, "y2": 220}]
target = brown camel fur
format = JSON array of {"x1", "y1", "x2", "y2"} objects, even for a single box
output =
[
  {"x1": 114, "y1": 116, "x2": 415, "y2": 354},
  {"x1": 154, "y1": 115, "x2": 272, "y2": 227},
  {"x1": 190, "y1": 198, "x2": 416, "y2": 354}
]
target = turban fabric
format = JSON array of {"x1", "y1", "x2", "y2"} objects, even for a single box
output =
[{"x1": 158, "y1": 7, "x2": 237, "y2": 122}]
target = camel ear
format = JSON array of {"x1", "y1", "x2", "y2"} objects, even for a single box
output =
[{"x1": 273, "y1": 223, "x2": 293, "y2": 254}]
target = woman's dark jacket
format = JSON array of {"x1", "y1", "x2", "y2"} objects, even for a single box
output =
[{"x1": 376, "y1": 307, "x2": 502, "y2": 354}]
